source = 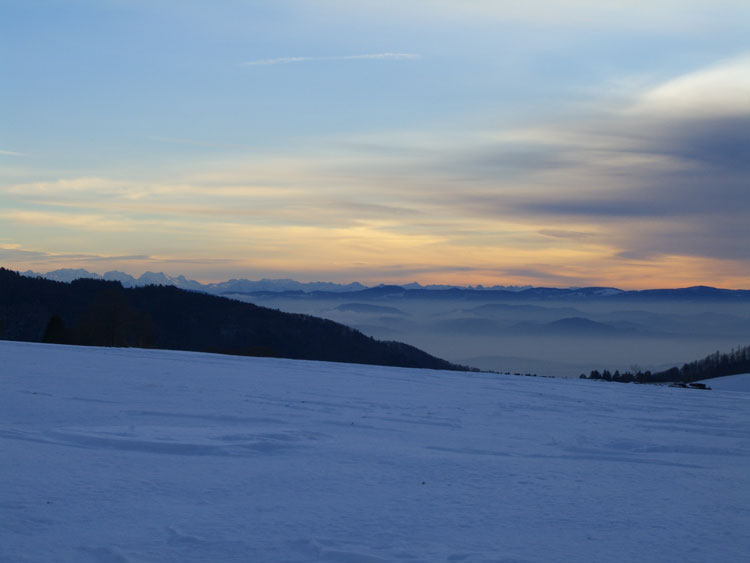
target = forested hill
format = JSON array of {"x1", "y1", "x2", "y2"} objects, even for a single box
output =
[
  {"x1": 651, "y1": 344, "x2": 750, "y2": 383},
  {"x1": 583, "y1": 344, "x2": 750, "y2": 384},
  {"x1": 0, "y1": 268, "x2": 467, "y2": 371}
]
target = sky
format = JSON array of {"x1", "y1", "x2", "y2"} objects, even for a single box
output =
[{"x1": 1, "y1": 0, "x2": 749, "y2": 288}]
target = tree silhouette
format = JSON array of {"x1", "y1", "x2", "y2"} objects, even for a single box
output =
[{"x1": 42, "y1": 314, "x2": 67, "y2": 344}]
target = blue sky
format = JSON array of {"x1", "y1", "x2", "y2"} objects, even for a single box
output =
[{"x1": 1, "y1": 1, "x2": 749, "y2": 287}]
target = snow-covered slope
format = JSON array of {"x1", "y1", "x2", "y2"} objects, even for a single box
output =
[
  {"x1": 1, "y1": 341, "x2": 748, "y2": 562},
  {"x1": 698, "y1": 373, "x2": 750, "y2": 392}
]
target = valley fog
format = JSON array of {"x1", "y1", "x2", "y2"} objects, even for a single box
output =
[{"x1": 232, "y1": 293, "x2": 750, "y2": 377}]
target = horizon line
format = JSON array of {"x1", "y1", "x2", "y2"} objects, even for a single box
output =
[{"x1": 7, "y1": 266, "x2": 745, "y2": 293}]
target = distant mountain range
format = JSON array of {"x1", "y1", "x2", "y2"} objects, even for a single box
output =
[
  {"x1": 22, "y1": 268, "x2": 369, "y2": 293},
  {"x1": 20, "y1": 268, "x2": 531, "y2": 294},
  {"x1": 18, "y1": 268, "x2": 750, "y2": 301}
]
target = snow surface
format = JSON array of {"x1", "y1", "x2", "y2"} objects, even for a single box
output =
[
  {"x1": 698, "y1": 373, "x2": 750, "y2": 393},
  {"x1": 2, "y1": 341, "x2": 749, "y2": 563}
]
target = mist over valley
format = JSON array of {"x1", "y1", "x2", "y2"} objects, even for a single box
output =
[{"x1": 20, "y1": 268, "x2": 750, "y2": 378}]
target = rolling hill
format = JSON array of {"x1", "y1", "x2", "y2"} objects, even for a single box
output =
[{"x1": 0, "y1": 268, "x2": 465, "y2": 371}]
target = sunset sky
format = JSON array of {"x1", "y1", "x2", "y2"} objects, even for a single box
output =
[{"x1": 2, "y1": 1, "x2": 749, "y2": 288}]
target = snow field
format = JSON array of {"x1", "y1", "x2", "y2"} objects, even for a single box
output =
[
  {"x1": 1, "y1": 341, "x2": 749, "y2": 562},
  {"x1": 697, "y1": 373, "x2": 750, "y2": 392}
]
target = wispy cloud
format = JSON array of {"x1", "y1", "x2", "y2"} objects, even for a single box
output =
[
  {"x1": 242, "y1": 53, "x2": 421, "y2": 66},
  {"x1": 0, "y1": 149, "x2": 26, "y2": 157},
  {"x1": 0, "y1": 244, "x2": 151, "y2": 264}
]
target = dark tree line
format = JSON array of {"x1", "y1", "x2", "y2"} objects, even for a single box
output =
[
  {"x1": 653, "y1": 345, "x2": 750, "y2": 383},
  {"x1": 579, "y1": 369, "x2": 652, "y2": 384},
  {"x1": 580, "y1": 344, "x2": 750, "y2": 384},
  {"x1": 0, "y1": 267, "x2": 472, "y2": 371}
]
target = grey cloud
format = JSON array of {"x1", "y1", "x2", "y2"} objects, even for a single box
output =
[
  {"x1": 518, "y1": 198, "x2": 670, "y2": 218},
  {"x1": 653, "y1": 116, "x2": 750, "y2": 171},
  {"x1": 609, "y1": 215, "x2": 750, "y2": 261},
  {"x1": 456, "y1": 145, "x2": 569, "y2": 177},
  {"x1": 515, "y1": 172, "x2": 748, "y2": 222},
  {"x1": 0, "y1": 248, "x2": 55, "y2": 262},
  {"x1": 418, "y1": 107, "x2": 750, "y2": 264}
]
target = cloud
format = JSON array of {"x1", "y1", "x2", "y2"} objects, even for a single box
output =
[
  {"x1": 0, "y1": 245, "x2": 150, "y2": 265},
  {"x1": 3, "y1": 54, "x2": 748, "y2": 288},
  {"x1": 494, "y1": 267, "x2": 586, "y2": 285},
  {"x1": 0, "y1": 149, "x2": 26, "y2": 157},
  {"x1": 538, "y1": 229, "x2": 595, "y2": 240},
  {"x1": 631, "y1": 54, "x2": 750, "y2": 119},
  {"x1": 242, "y1": 53, "x2": 421, "y2": 66},
  {"x1": 0, "y1": 210, "x2": 141, "y2": 232},
  {"x1": 5, "y1": 177, "x2": 130, "y2": 195},
  {"x1": 389, "y1": 55, "x2": 750, "y2": 264}
]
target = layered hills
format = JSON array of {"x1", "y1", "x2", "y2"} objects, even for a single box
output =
[
  {"x1": 21, "y1": 267, "x2": 750, "y2": 301},
  {"x1": 0, "y1": 268, "x2": 466, "y2": 371}
]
